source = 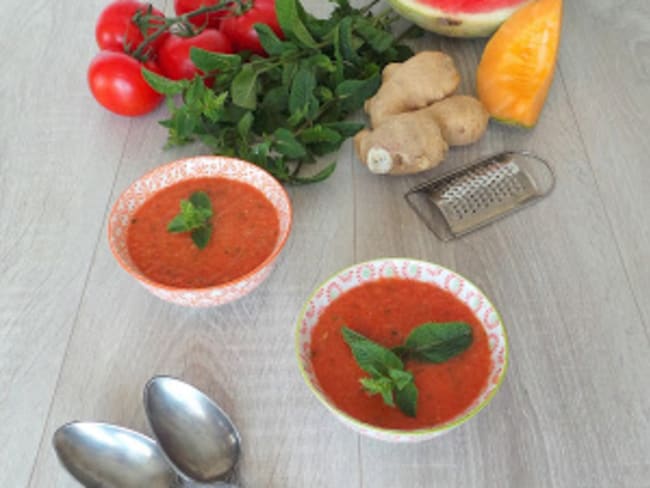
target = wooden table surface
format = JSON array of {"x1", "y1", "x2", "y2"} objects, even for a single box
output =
[{"x1": 2, "y1": 0, "x2": 649, "y2": 486}]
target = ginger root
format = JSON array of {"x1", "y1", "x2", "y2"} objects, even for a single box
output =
[
  {"x1": 354, "y1": 109, "x2": 448, "y2": 175},
  {"x1": 364, "y1": 51, "x2": 460, "y2": 128},
  {"x1": 428, "y1": 95, "x2": 489, "y2": 146},
  {"x1": 355, "y1": 51, "x2": 489, "y2": 176}
]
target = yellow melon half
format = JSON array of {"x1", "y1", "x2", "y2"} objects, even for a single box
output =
[{"x1": 476, "y1": 0, "x2": 563, "y2": 127}]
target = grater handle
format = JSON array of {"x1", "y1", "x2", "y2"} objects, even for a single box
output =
[{"x1": 511, "y1": 151, "x2": 555, "y2": 197}]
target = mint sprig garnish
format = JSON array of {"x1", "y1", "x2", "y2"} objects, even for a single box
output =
[
  {"x1": 167, "y1": 191, "x2": 213, "y2": 249},
  {"x1": 341, "y1": 322, "x2": 473, "y2": 418},
  {"x1": 342, "y1": 327, "x2": 417, "y2": 417}
]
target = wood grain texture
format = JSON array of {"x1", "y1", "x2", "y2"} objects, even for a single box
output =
[
  {"x1": 0, "y1": 0, "x2": 647, "y2": 487},
  {"x1": 0, "y1": 0, "x2": 131, "y2": 485},
  {"x1": 559, "y1": 1, "x2": 650, "y2": 334}
]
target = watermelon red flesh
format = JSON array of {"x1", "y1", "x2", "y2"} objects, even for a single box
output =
[
  {"x1": 388, "y1": 0, "x2": 531, "y2": 38},
  {"x1": 417, "y1": 0, "x2": 529, "y2": 14}
]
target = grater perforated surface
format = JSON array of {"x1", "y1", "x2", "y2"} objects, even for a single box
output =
[{"x1": 405, "y1": 152, "x2": 554, "y2": 241}]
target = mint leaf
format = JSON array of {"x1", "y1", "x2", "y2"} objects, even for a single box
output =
[
  {"x1": 388, "y1": 368, "x2": 413, "y2": 391},
  {"x1": 202, "y1": 91, "x2": 228, "y2": 123},
  {"x1": 273, "y1": 128, "x2": 307, "y2": 159},
  {"x1": 305, "y1": 54, "x2": 336, "y2": 73},
  {"x1": 180, "y1": 200, "x2": 205, "y2": 229},
  {"x1": 335, "y1": 75, "x2": 381, "y2": 114},
  {"x1": 289, "y1": 67, "x2": 318, "y2": 120},
  {"x1": 275, "y1": 0, "x2": 317, "y2": 49},
  {"x1": 237, "y1": 112, "x2": 255, "y2": 139},
  {"x1": 337, "y1": 17, "x2": 361, "y2": 64},
  {"x1": 354, "y1": 18, "x2": 395, "y2": 53},
  {"x1": 404, "y1": 322, "x2": 473, "y2": 363},
  {"x1": 184, "y1": 77, "x2": 207, "y2": 109},
  {"x1": 314, "y1": 86, "x2": 334, "y2": 102},
  {"x1": 254, "y1": 24, "x2": 285, "y2": 56},
  {"x1": 290, "y1": 162, "x2": 337, "y2": 184},
  {"x1": 341, "y1": 327, "x2": 403, "y2": 377},
  {"x1": 189, "y1": 191, "x2": 212, "y2": 214},
  {"x1": 323, "y1": 121, "x2": 365, "y2": 138},
  {"x1": 394, "y1": 380, "x2": 418, "y2": 417},
  {"x1": 281, "y1": 62, "x2": 299, "y2": 87},
  {"x1": 306, "y1": 140, "x2": 344, "y2": 156},
  {"x1": 191, "y1": 225, "x2": 212, "y2": 250},
  {"x1": 360, "y1": 377, "x2": 395, "y2": 407},
  {"x1": 262, "y1": 86, "x2": 289, "y2": 112},
  {"x1": 167, "y1": 215, "x2": 189, "y2": 233},
  {"x1": 142, "y1": 68, "x2": 188, "y2": 95},
  {"x1": 161, "y1": 107, "x2": 196, "y2": 145},
  {"x1": 299, "y1": 126, "x2": 342, "y2": 144},
  {"x1": 231, "y1": 65, "x2": 259, "y2": 110},
  {"x1": 190, "y1": 48, "x2": 241, "y2": 73}
]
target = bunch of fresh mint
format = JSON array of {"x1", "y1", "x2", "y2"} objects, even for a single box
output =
[{"x1": 143, "y1": 0, "x2": 420, "y2": 184}]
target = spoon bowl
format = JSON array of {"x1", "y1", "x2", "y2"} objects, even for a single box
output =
[
  {"x1": 144, "y1": 376, "x2": 241, "y2": 483},
  {"x1": 53, "y1": 422, "x2": 179, "y2": 488}
]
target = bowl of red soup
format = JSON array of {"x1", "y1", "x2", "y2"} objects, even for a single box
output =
[
  {"x1": 296, "y1": 258, "x2": 508, "y2": 442},
  {"x1": 108, "y1": 156, "x2": 292, "y2": 307}
]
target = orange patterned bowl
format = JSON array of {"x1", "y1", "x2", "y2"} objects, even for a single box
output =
[{"x1": 108, "y1": 156, "x2": 292, "y2": 307}]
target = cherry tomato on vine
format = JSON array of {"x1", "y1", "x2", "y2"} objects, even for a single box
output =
[
  {"x1": 173, "y1": 0, "x2": 227, "y2": 29},
  {"x1": 220, "y1": 0, "x2": 283, "y2": 56},
  {"x1": 158, "y1": 29, "x2": 233, "y2": 81},
  {"x1": 88, "y1": 51, "x2": 164, "y2": 116},
  {"x1": 95, "y1": 0, "x2": 168, "y2": 56}
]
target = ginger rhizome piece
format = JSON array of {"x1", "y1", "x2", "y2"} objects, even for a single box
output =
[
  {"x1": 364, "y1": 51, "x2": 460, "y2": 128},
  {"x1": 354, "y1": 109, "x2": 449, "y2": 175},
  {"x1": 428, "y1": 95, "x2": 489, "y2": 147},
  {"x1": 355, "y1": 51, "x2": 489, "y2": 175}
]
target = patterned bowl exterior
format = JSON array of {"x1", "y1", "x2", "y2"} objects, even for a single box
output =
[
  {"x1": 295, "y1": 258, "x2": 508, "y2": 442},
  {"x1": 108, "y1": 156, "x2": 292, "y2": 307}
]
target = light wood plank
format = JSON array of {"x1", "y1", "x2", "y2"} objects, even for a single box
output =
[
  {"x1": 0, "y1": 0, "x2": 140, "y2": 485},
  {"x1": 559, "y1": 1, "x2": 650, "y2": 333}
]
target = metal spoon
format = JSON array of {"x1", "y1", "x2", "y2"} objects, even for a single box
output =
[
  {"x1": 53, "y1": 422, "x2": 181, "y2": 488},
  {"x1": 143, "y1": 376, "x2": 241, "y2": 484}
]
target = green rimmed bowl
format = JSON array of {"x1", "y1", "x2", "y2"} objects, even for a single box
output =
[{"x1": 295, "y1": 258, "x2": 508, "y2": 442}]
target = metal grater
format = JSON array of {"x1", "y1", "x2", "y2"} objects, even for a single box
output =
[{"x1": 405, "y1": 151, "x2": 555, "y2": 241}]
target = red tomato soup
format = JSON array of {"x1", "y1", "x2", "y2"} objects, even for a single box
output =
[
  {"x1": 127, "y1": 177, "x2": 279, "y2": 288},
  {"x1": 310, "y1": 278, "x2": 491, "y2": 430}
]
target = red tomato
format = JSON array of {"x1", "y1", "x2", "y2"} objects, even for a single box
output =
[
  {"x1": 158, "y1": 29, "x2": 233, "y2": 81},
  {"x1": 95, "y1": 0, "x2": 168, "y2": 56},
  {"x1": 173, "y1": 0, "x2": 228, "y2": 29},
  {"x1": 220, "y1": 0, "x2": 283, "y2": 56},
  {"x1": 88, "y1": 51, "x2": 164, "y2": 116}
]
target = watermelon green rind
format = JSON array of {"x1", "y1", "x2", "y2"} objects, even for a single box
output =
[{"x1": 387, "y1": 0, "x2": 533, "y2": 38}]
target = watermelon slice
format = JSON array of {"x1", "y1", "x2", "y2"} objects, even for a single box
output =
[{"x1": 387, "y1": 0, "x2": 532, "y2": 38}]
